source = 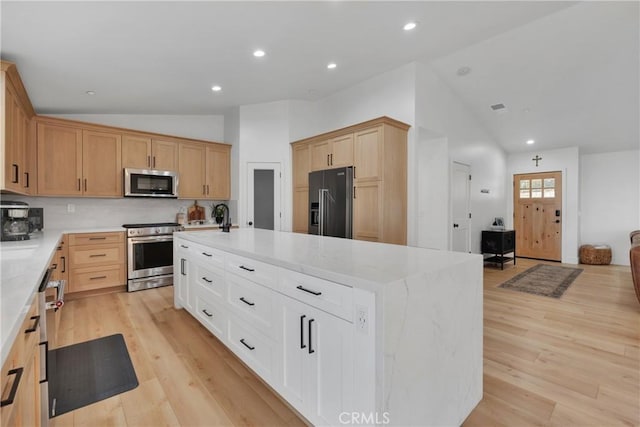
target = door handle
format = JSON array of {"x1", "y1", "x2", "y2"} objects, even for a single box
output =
[
  {"x1": 84, "y1": 178, "x2": 88, "y2": 192},
  {"x1": 39, "y1": 341, "x2": 49, "y2": 383},
  {"x1": 327, "y1": 154, "x2": 330, "y2": 166},
  {"x1": 308, "y1": 318, "x2": 315, "y2": 354},
  {"x1": 248, "y1": 221, "x2": 253, "y2": 226},
  {"x1": 24, "y1": 172, "x2": 29, "y2": 188},
  {"x1": 453, "y1": 223, "x2": 459, "y2": 228},
  {"x1": 181, "y1": 258, "x2": 186, "y2": 275},
  {"x1": 300, "y1": 315, "x2": 306, "y2": 349},
  {"x1": 11, "y1": 164, "x2": 19, "y2": 183},
  {"x1": 147, "y1": 155, "x2": 151, "y2": 167}
]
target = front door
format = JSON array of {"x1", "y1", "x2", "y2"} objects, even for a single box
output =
[{"x1": 514, "y1": 171, "x2": 562, "y2": 261}]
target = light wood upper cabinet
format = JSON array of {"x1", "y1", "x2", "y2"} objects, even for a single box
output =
[
  {"x1": 293, "y1": 187, "x2": 309, "y2": 233},
  {"x1": 309, "y1": 134, "x2": 353, "y2": 171},
  {"x1": 352, "y1": 180, "x2": 382, "y2": 242},
  {"x1": 37, "y1": 123, "x2": 122, "y2": 197},
  {"x1": 292, "y1": 143, "x2": 311, "y2": 188},
  {"x1": 82, "y1": 130, "x2": 122, "y2": 197},
  {"x1": 122, "y1": 134, "x2": 152, "y2": 169},
  {"x1": 122, "y1": 136, "x2": 178, "y2": 171},
  {"x1": 2, "y1": 62, "x2": 35, "y2": 195},
  {"x1": 151, "y1": 139, "x2": 178, "y2": 170},
  {"x1": 178, "y1": 142, "x2": 206, "y2": 199},
  {"x1": 353, "y1": 126, "x2": 382, "y2": 182},
  {"x1": 329, "y1": 133, "x2": 353, "y2": 168},
  {"x1": 205, "y1": 144, "x2": 230, "y2": 200},
  {"x1": 37, "y1": 122, "x2": 83, "y2": 196},
  {"x1": 310, "y1": 139, "x2": 331, "y2": 171}
]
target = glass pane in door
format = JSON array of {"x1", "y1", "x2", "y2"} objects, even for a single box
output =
[{"x1": 254, "y1": 169, "x2": 274, "y2": 230}]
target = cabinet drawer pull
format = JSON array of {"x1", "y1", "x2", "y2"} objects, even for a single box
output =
[
  {"x1": 240, "y1": 338, "x2": 255, "y2": 351},
  {"x1": 181, "y1": 258, "x2": 186, "y2": 275},
  {"x1": 77, "y1": 178, "x2": 81, "y2": 191},
  {"x1": 90, "y1": 275, "x2": 107, "y2": 280},
  {"x1": 308, "y1": 318, "x2": 315, "y2": 354},
  {"x1": 84, "y1": 178, "x2": 88, "y2": 192},
  {"x1": 61, "y1": 256, "x2": 66, "y2": 273},
  {"x1": 11, "y1": 164, "x2": 18, "y2": 184},
  {"x1": 89, "y1": 253, "x2": 107, "y2": 257},
  {"x1": 330, "y1": 153, "x2": 333, "y2": 165},
  {"x1": 202, "y1": 252, "x2": 212, "y2": 257},
  {"x1": 39, "y1": 341, "x2": 49, "y2": 383},
  {"x1": 239, "y1": 265, "x2": 255, "y2": 272},
  {"x1": 24, "y1": 172, "x2": 29, "y2": 188},
  {"x1": 239, "y1": 297, "x2": 255, "y2": 306},
  {"x1": 89, "y1": 237, "x2": 107, "y2": 240},
  {"x1": 300, "y1": 314, "x2": 306, "y2": 349},
  {"x1": 202, "y1": 277, "x2": 212, "y2": 284},
  {"x1": 25, "y1": 315, "x2": 40, "y2": 333},
  {"x1": 153, "y1": 156, "x2": 156, "y2": 168},
  {"x1": 147, "y1": 155, "x2": 151, "y2": 167},
  {"x1": 0, "y1": 367, "x2": 24, "y2": 407},
  {"x1": 180, "y1": 244, "x2": 189, "y2": 249},
  {"x1": 202, "y1": 309, "x2": 213, "y2": 317},
  {"x1": 296, "y1": 285, "x2": 322, "y2": 296},
  {"x1": 327, "y1": 154, "x2": 330, "y2": 166}
]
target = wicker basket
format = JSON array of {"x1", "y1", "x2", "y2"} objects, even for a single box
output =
[{"x1": 579, "y1": 244, "x2": 612, "y2": 265}]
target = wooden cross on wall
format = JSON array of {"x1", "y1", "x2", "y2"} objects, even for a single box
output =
[{"x1": 532, "y1": 155, "x2": 542, "y2": 167}]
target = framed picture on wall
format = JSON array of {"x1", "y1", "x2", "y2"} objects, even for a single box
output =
[{"x1": 492, "y1": 217, "x2": 505, "y2": 230}]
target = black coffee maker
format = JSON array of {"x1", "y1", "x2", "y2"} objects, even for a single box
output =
[{"x1": 1, "y1": 201, "x2": 31, "y2": 241}]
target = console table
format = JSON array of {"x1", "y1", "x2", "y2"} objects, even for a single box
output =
[{"x1": 482, "y1": 230, "x2": 516, "y2": 269}]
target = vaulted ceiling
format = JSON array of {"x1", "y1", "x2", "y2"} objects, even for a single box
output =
[{"x1": 2, "y1": 1, "x2": 638, "y2": 154}]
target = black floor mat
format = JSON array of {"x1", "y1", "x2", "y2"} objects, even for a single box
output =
[{"x1": 48, "y1": 333, "x2": 138, "y2": 417}]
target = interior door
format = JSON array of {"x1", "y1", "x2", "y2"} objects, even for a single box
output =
[
  {"x1": 451, "y1": 162, "x2": 471, "y2": 252},
  {"x1": 514, "y1": 171, "x2": 562, "y2": 261},
  {"x1": 247, "y1": 162, "x2": 281, "y2": 230}
]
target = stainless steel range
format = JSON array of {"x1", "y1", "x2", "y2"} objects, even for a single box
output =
[{"x1": 123, "y1": 222, "x2": 183, "y2": 292}]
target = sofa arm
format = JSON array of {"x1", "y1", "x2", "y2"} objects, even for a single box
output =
[{"x1": 630, "y1": 246, "x2": 640, "y2": 304}]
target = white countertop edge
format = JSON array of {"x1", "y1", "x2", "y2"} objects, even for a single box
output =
[{"x1": 174, "y1": 229, "x2": 481, "y2": 293}]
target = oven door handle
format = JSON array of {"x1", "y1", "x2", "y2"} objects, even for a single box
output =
[{"x1": 129, "y1": 235, "x2": 174, "y2": 243}]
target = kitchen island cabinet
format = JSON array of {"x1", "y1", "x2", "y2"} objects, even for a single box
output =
[{"x1": 174, "y1": 228, "x2": 482, "y2": 426}]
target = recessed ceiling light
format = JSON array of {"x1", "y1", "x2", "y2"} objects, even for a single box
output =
[
  {"x1": 403, "y1": 22, "x2": 417, "y2": 31},
  {"x1": 211, "y1": 85, "x2": 222, "y2": 92},
  {"x1": 327, "y1": 63, "x2": 337, "y2": 69},
  {"x1": 253, "y1": 50, "x2": 265, "y2": 57},
  {"x1": 456, "y1": 66, "x2": 471, "y2": 76},
  {"x1": 526, "y1": 139, "x2": 535, "y2": 145},
  {"x1": 86, "y1": 90, "x2": 96, "y2": 95}
]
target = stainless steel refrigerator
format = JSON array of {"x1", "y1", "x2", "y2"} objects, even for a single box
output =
[{"x1": 308, "y1": 166, "x2": 353, "y2": 238}]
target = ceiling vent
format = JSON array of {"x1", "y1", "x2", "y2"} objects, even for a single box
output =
[{"x1": 490, "y1": 103, "x2": 508, "y2": 114}]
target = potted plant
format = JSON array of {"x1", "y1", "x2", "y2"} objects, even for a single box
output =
[{"x1": 213, "y1": 203, "x2": 228, "y2": 225}]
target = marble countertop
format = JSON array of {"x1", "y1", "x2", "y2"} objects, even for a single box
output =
[
  {"x1": 1, "y1": 230, "x2": 62, "y2": 364},
  {"x1": 0, "y1": 226, "x2": 126, "y2": 365},
  {"x1": 175, "y1": 229, "x2": 481, "y2": 292}
]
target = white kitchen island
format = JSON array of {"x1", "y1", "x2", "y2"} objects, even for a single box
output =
[{"x1": 173, "y1": 228, "x2": 483, "y2": 426}]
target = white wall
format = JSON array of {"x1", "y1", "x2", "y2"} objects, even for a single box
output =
[
  {"x1": 223, "y1": 107, "x2": 241, "y2": 201},
  {"x1": 237, "y1": 100, "x2": 293, "y2": 231},
  {"x1": 580, "y1": 150, "x2": 640, "y2": 265},
  {"x1": 49, "y1": 113, "x2": 225, "y2": 142},
  {"x1": 415, "y1": 63, "x2": 507, "y2": 253},
  {"x1": 507, "y1": 147, "x2": 580, "y2": 264}
]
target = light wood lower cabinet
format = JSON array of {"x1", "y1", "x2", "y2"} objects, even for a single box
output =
[
  {"x1": 174, "y1": 236, "x2": 367, "y2": 426},
  {"x1": 0, "y1": 295, "x2": 42, "y2": 427},
  {"x1": 67, "y1": 231, "x2": 125, "y2": 294}
]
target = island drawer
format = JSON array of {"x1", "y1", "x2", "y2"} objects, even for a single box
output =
[
  {"x1": 225, "y1": 253, "x2": 277, "y2": 289},
  {"x1": 195, "y1": 264, "x2": 225, "y2": 302},
  {"x1": 227, "y1": 314, "x2": 277, "y2": 383},
  {"x1": 226, "y1": 272, "x2": 276, "y2": 338},
  {"x1": 194, "y1": 289, "x2": 227, "y2": 341},
  {"x1": 190, "y1": 242, "x2": 225, "y2": 270},
  {"x1": 278, "y1": 268, "x2": 353, "y2": 322}
]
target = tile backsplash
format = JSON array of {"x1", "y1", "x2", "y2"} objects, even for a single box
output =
[{"x1": 4, "y1": 196, "x2": 237, "y2": 230}]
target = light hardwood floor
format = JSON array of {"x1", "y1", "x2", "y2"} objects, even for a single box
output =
[{"x1": 50, "y1": 258, "x2": 639, "y2": 426}]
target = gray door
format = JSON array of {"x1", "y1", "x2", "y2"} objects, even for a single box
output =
[{"x1": 253, "y1": 169, "x2": 274, "y2": 230}]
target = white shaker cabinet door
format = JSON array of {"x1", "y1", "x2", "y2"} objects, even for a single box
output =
[
  {"x1": 279, "y1": 294, "x2": 354, "y2": 426},
  {"x1": 174, "y1": 242, "x2": 191, "y2": 311}
]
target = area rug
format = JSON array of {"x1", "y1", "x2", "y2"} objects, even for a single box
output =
[
  {"x1": 48, "y1": 333, "x2": 138, "y2": 417},
  {"x1": 498, "y1": 264, "x2": 583, "y2": 298}
]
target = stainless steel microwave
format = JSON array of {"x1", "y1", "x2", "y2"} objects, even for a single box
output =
[{"x1": 123, "y1": 168, "x2": 179, "y2": 198}]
